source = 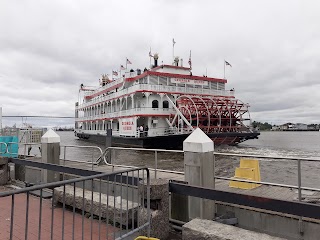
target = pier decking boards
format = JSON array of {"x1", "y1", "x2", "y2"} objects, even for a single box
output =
[{"x1": 0, "y1": 187, "x2": 119, "y2": 240}]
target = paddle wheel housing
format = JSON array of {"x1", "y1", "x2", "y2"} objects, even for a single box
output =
[{"x1": 174, "y1": 95, "x2": 252, "y2": 144}]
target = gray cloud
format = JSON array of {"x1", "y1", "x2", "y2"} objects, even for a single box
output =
[{"x1": 1, "y1": 0, "x2": 320, "y2": 128}]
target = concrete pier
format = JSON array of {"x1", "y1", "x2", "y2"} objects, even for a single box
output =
[
  {"x1": 138, "y1": 179, "x2": 170, "y2": 239},
  {"x1": 182, "y1": 218, "x2": 285, "y2": 240}
]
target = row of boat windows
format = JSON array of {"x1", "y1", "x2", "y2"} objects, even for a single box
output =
[{"x1": 151, "y1": 100, "x2": 169, "y2": 108}]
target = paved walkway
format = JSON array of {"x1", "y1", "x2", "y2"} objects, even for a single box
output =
[{"x1": 0, "y1": 187, "x2": 119, "y2": 240}]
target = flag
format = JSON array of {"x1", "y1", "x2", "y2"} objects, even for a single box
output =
[
  {"x1": 126, "y1": 58, "x2": 132, "y2": 64},
  {"x1": 149, "y1": 50, "x2": 153, "y2": 57},
  {"x1": 120, "y1": 65, "x2": 125, "y2": 70},
  {"x1": 188, "y1": 50, "x2": 192, "y2": 69},
  {"x1": 225, "y1": 60, "x2": 232, "y2": 67},
  {"x1": 173, "y1": 38, "x2": 176, "y2": 46},
  {"x1": 112, "y1": 71, "x2": 118, "y2": 76}
]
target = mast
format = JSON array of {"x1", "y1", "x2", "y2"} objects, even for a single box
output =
[{"x1": 172, "y1": 38, "x2": 176, "y2": 63}]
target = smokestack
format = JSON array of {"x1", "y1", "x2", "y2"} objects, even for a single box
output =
[
  {"x1": 174, "y1": 57, "x2": 179, "y2": 66},
  {"x1": 180, "y1": 58, "x2": 183, "y2": 67}
]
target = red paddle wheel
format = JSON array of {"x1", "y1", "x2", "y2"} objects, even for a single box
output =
[{"x1": 175, "y1": 95, "x2": 251, "y2": 144}]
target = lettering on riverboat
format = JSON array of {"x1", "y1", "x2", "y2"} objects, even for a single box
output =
[{"x1": 170, "y1": 78, "x2": 208, "y2": 86}]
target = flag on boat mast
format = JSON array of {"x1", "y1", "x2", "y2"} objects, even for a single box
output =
[
  {"x1": 112, "y1": 70, "x2": 118, "y2": 76},
  {"x1": 120, "y1": 65, "x2": 125, "y2": 70},
  {"x1": 172, "y1": 38, "x2": 176, "y2": 63},
  {"x1": 149, "y1": 47, "x2": 153, "y2": 57},
  {"x1": 149, "y1": 47, "x2": 153, "y2": 68},
  {"x1": 125, "y1": 58, "x2": 132, "y2": 70},
  {"x1": 188, "y1": 50, "x2": 192, "y2": 70},
  {"x1": 225, "y1": 60, "x2": 232, "y2": 67},
  {"x1": 224, "y1": 60, "x2": 232, "y2": 79}
]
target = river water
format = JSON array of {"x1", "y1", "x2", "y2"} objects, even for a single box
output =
[{"x1": 56, "y1": 131, "x2": 320, "y2": 189}]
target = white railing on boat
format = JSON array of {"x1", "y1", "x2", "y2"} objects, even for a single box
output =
[
  {"x1": 75, "y1": 126, "x2": 192, "y2": 138},
  {"x1": 76, "y1": 107, "x2": 176, "y2": 121},
  {"x1": 83, "y1": 78, "x2": 124, "y2": 97},
  {"x1": 78, "y1": 84, "x2": 234, "y2": 109}
]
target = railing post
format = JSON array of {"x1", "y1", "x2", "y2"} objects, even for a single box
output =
[
  {"x1": 63, "y1": 146, "x2": 66, "y2": 180},
  {"x1": 41, "y1": 129, "x2": 60, "y2": 183},
  {"x1": 154, "y1": 150, "x2": 158, "y2": 179},
  {"x1": 183, "y1": 128, "x2": 215, "y2": 220},
  {"x1": 298, "y1": 159, "x2": 304, "y2": 234}
]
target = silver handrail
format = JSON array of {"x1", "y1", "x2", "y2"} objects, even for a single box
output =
[
  {"x1": 0, "y1": 142, "x2": 8, "y2": 155},
  {"x1": 105, "y1": 147, "x2": 320, "y2": 195},
  {"x1": 61, "y1": 145, "x2": 106, "y2": 170},
  {"x1": 19, "y1": 142, "x2": 41, "y2": 157},
  {"x1": 106, "y1": 146, "x2": 184, "y2": 176},
  {"x1": 5, "y1": 142, "x2": 19, "y2": 156}
]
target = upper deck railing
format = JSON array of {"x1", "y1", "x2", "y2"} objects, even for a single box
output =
[
  {"x1": 78, "y1": 83, "x2": 234, "y2": 109},
  {"x1": 75, "y1": 107, "x2": 176, "y2": 122}
]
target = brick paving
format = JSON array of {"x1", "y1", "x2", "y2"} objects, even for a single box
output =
[{"x1": 0, "y1": 189, "x2": 119, "y2": 240}]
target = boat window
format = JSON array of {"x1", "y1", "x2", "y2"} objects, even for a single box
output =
[
  {"x1": 163, "y1": 100, "x2": 169, "y2": 108},
  {"x1": 152, "y1": 100, "x2": 159, "y2": 108}
]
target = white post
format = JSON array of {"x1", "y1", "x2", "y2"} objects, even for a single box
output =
[
  {"x1": 41, "y1": 129, "x2": 60, "y2": 183},
  {"x1": 183, "y1": 128, "x2": 215, "y2": 220}
]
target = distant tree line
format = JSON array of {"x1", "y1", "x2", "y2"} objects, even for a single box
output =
[
  {"x1": 252, "y1": 121, "x2": 320, "y2": 131},
  {"x1": 252, "y1": 121, "x2": 272, "y2": 130}
]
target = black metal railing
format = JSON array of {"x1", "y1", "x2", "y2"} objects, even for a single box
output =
[{"x1": 0, "y1": 166, "x2": 150, "y2": 240}]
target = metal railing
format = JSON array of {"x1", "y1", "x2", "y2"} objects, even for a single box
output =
[
  {"x1": 7, "y1": 142, "x2": 320, "y2": 198},
  {"x1": 0, "y1": 141, "x2": 8, "y2": 155},
  {"x1": 0, "y1": 167, "x2": 151, "y2": 240},
  {"x1": 102, "y1": 147, "x2": 320, "y2": 197},
  {"x1": 104, "y1": 146, "x2": 184, "y2": 178},
  {"x1": 61, "y1": 145, "x2": 106, "y2": 170},
  {"x1": 213, "y1": 152, "x2": 320, "y2": 195},
  {"x1": 1, "y1": 141, "x2": 19, "y2": 157},
  {"x1": 78, "y1": 83, "x2": 234, "y2": 110},
  {"x1": 75, "y1": 126, "x2": 193, "y2": 138}
]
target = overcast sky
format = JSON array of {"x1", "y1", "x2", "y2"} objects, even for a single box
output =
[{"x1": 1, "y1": 0, "x2": 319, "y2": 128}]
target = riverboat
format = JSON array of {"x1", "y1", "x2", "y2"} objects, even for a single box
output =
[{"x1": 75, "y1": 54, "x2": 259, "y2": 149}]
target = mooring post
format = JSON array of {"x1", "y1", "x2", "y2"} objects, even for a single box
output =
[
  {"x1": 41, "y1": 129, "x2": 60, "y2": 183},
  {"x1": 183, "y1": 128, "x2": 215, "y2": 220}
]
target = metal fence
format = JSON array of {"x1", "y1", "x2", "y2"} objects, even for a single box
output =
[
  {"x1": 61, "y1": 145, "x2": 106, "y2": 170},
  {"x1": 0, "y1": 167, "x2": 150, "y2": 240},
  {"x1": 213, "y1": 152, "x2": 320, "y2": 200},
  {"x1": 104, "y1": 147, "x2": 184, "y2": 178},
  {"x1": 103, "y1": 147, "x2": 320, "y2": 194}
]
